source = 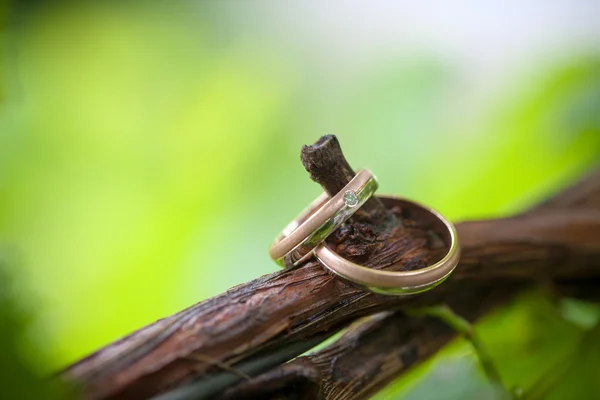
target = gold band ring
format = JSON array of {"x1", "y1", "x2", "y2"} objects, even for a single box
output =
[
  {"x1": 269, "y1": 169, "x2": 378, "y2": 267},
  {"x1": 314, "y1": 196, "x2": 460, "y2": 295}
]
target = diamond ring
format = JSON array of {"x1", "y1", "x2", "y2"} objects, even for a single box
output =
[{"x1": 269, "y1": 169, "x2": 378, "y2": 267}]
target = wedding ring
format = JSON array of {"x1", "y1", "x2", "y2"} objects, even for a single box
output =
[
  {"x1": 314, "y1": 196, "x2": 460, "y2": 295},
  {"x1": 269, "y1": 169, "x2": 378, "y2": 267}
]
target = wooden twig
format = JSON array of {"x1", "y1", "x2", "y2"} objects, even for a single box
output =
[
  {"x1": 300, "y1": 134, "x2": 390, "y2": 225},
  {"x1": 60, "y1": 136, "x2": 600, "y2": 400}
]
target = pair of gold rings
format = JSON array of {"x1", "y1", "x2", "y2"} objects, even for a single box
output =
[{"x1": 269, "y1": 169, "x2": 460, "y2": 296}]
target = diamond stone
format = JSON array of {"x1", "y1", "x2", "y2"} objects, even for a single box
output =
[{"x1": 343, "y1": 190, "x2": 359, "y2": 207}]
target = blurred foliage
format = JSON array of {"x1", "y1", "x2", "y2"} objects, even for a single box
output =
[
  {"x1": 373, "y1": 292, "x2": 600, "y2": 400},
  {"x1": 0, "y1": 1, "x2": 599, "y2": 399},
  {"x1": 0, "y1": 259, "x2": 69, "y2": 399}
]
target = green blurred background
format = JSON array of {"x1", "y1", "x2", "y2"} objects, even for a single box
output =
[{"x1": 1, "y1": 1, "x2": 600, "y2": 398}]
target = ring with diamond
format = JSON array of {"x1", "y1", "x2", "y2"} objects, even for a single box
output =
[
  {"x1": 314, "y1": 196, "x2": 460, "y2": 296},
  {"x1": 269, "y1": 169, "x2": 378, "y2": 267}
]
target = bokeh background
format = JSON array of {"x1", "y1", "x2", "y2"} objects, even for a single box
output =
[{"x1": 1, "y1": 1, "x2": 600, "y2": 398}]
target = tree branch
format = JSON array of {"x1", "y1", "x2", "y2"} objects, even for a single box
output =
[
  {"x1": 215, "y1": 170, "x2": 600, "y2": 400},
  {"x1": 59, "y1": 136, "x2": 600, "y2": 400}
]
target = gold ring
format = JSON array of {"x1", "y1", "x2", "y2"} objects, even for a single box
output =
[
  {"x1": 313, "y1": 196, "x2": 460, "y2": 295},
  {"x1": 269, "y1": 169, "x2": 378, "y2": 267}
]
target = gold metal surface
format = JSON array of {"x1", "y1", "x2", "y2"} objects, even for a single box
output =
[
  {"x1": 314, "y1": 196, "x2": 460, "y2": 295},
  {"x1": 269, "y1": 169, "x2": 378, "y2": 266}
]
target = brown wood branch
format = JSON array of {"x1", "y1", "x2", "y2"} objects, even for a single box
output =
[
  {"x1": 219, "y1": 358, "x2": 322, "y2": 400},
  {"x1": 60, "y1": 136, "x2": 600, "y2": 400},
  {"x1": 217, "y1": 276, "x2": 600, "y2": 400},
  {"x1": 216, "y1": 170, "x2": 600, "y2": 400},
  {"x1": 534, "y1": 170, "x2": 600, "y2": 211}
]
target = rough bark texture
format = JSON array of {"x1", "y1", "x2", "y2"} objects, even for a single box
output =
[{"x1": 60, "y1": 136, "x2": 600, "y2": 400}]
